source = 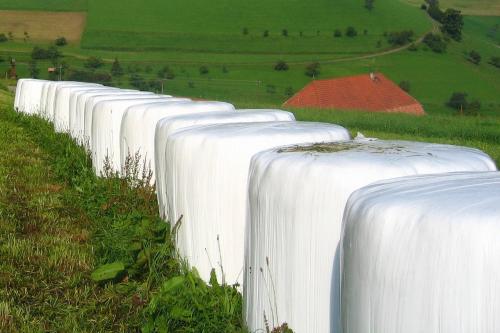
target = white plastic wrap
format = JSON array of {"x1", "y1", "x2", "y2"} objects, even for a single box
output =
[
  {"x1": 341, "y1": 171, "x2": 500, "y2": 333},
  {"x1": 244, "y1": 139, "x2": 497, "y2": 333},
  {"x1": 155, "y1": 109, "x2": 295, "y2": 219},
  {"x1": 90, "y1": 96, "x2": 174, "y2": 175},
  {"x1": 68, "y1": 87, "x2": 125, "y2": 140},
  {"x1": 121, "y1": 101, "x2": 233, "y2": 185},
  {"x1": 81, "y1": 92, "x2": 155, "y2": 147},
  {"x1": 165, "y1": 121, "x2": 350, "y2": 285},
  {"x1": 15, "y1": 79, "x2": 49, "y2": 115},
  {"x1": 42, "y1": 81, "x2": 83, "y2": 122},
  {"x1": 53, "y1": 83, "x2": 102, "y2": 132}
]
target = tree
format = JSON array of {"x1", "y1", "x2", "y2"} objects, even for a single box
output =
[
  {"x1": 387, "y1": 30, "x2": 414, "y2": 46},
  {"x1": 399, "y1": 81, "x2": 411, "y2": 92},
  {"x1": 111, "y1": 58, "x2": 124, "y2": 76},
  {"x1": 242, "y1": 27, "x2": 248, "y2": 35},
  {"x1": 420, "y1": 4, "x2": 427, "y2": 10},
  {"x1": 157, "y1": 65, "x2": 175, "y2": 79},
  {"x1": 365, "y1": 0, "x2": 374, "y2": 11},
  {"x1": 282, "y1": 29, "x2": 288, "y2": 37},
  {"x1": 345, "y1": 26, "x2": 358, "y2": 37},
  {"x1": 284, "y1": 86, "x2": 294, "y2": 97},
  {"x1": 467, "y1": 50, "x2": 481, "y2": 65},
  {"x1": 0, "y1": 33, "x2": 8, "y2": 42},
  {"x1": 55, "y1": 37, "x2": 67, "y2": 46},
  {"x1": 488, "y1": 56, "x2": 500, "y2": 68},
  {"x1": 334, "y1": 29, "x2": 342, "y2": 38},
  {"x1": 427, "y1": 2, "x2": 444, "y2": 22},
  {"x1": 305, "y1": 62, "x2": 320, "y2": 77},
  {"x1": 31, "y1": 46, "x2": 61, "y2": 60},
  {"x1": 263, "y1": 30, "x2": 269, "y2": 37},
  {"x1": 441, "y1": 9, "x2": 463, "y2": 41},
  {"x1": 274, "y1": 60, "x2": 289, "y2": 71},
  {"x1": 85, "y1": 56, "x2": 104, "y2": 69},
  {"x1": 446, "y1": 92, "x2": 468, "y2": 110},
  {"x1": 199, "y1": 65, "x2": 209, "y2": 75},
  {"x1": 423, "y1": 33, "x2": 447, "y2": 53},
  {"x1": 28, "y1": 60, "x2": 40, "y2": 78},
  {"x1": 130, "y1": 73, "x2": 147, "y2": 90}
]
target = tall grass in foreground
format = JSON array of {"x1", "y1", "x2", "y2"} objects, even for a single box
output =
[{"x1": 0, "y1": 94, "x2": 247, "y2": 332}]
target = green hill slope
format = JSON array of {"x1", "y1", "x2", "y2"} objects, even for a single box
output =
[
  {"x1": 81, "y1": 0, "x2": 431, "y2": 53},
  {"x1": 0, "y1": 0, "x2": 87, "y2": 11}
]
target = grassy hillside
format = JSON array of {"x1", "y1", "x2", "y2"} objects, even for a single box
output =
[
  {"x1": 81, "y1": 0, "x2": 431, "y2": 52},
  {"x1": 0, "y1": 0, "x2": 87, "y2": 11}
]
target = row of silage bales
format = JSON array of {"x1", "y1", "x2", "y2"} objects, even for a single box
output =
[
  {"x1": 243, "y1": 138, "x2": 497, "y2": 333},
  {"x1": 68, "y1": 87, "x2": 131, "y2": 142},
  {"x1": 154, "y1": 109, "x2": 296, "y2": 219},
  {"x1": 164, "y1": 121, "x2": 351, "y2": 285},
  {"x1": 341, "y1": 171, "x2": 500, "y2": 333},
  {"x1": 120, "y1": 100, "x2": 232, "y2": 184},
  {"x1": 77, "y1": 89, "x2": 147, "y2": 146},
  {"x1": 90, "y1": 95, "x2": 180, "y2": 175},
  {"x1": 53, "y1": 83, "x2": 102, "y2": 133}
]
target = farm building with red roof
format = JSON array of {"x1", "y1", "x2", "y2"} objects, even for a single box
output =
[{"x1": 284, "y1": 73, "x2": 425, "y2": 115}]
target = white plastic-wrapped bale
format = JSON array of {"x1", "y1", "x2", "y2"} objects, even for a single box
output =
[
  {"x1": 244, "y1": 139, "x2": 497, "y2": 333},
  {"x1": 91, "y1": 96, "x2": 174, "y2": 175},
  {"x1": 81, "y1": 92, "x2": 155, "y2": 148},
  {"x1": 121, "y1": 100, "x2": 232, "y2": 185},
  {"x1": 15, "y1": 79, "x2": 49, "y2": 114},
  {"x1": 341, "y1": 171, "x2": 500, "y2": 333},
  {"x1": 53, "y1": 83, "x2": 102, "y2": 132},
  {"x1": 165, "y1": 121, "x2": 350, "y2": 285},
  {"x1": 155, "y1": 109, "x2": 295, "y2": 219},
  {"x1": 68, "y1": 87, "x2": 127, "y2": 141},
  {"x1": 42, "y1": 81, "x2": 84, "y2": 122}
]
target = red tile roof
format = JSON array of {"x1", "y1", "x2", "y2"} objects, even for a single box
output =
[{"x1": 283, "y1": 73, "x2": 425, "y2": 115}]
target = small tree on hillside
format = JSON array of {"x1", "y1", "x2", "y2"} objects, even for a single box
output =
[
  {"x1": 284, "y1": 86, "x2": 294, "y2": 97},
  {"x1": 345, "y1": 26, "x2": 358, "y2": 37},
  {"x1": 55, "y1": 37, "x2": 67, "y2": 46},
  {"x1": 467, "y1": 50, "x2": 481, "y2": 65},
  {"x1": 441, "y1": 8, "x2": 464, "y2": 41},
  {"x1": 446, "y1": 92, "x2": 481, "y2": 115},
  {"x1": 28, "y1": 60, "x2": 40, "y2": 78},
  {"x1": 282, "y1": 29, "x2": 288, "y2": 37},
  {"x1": 263, "y1": 30, "x2": 269, "y2": 37},
  {"x1": 0, "y1": 33, "x2": 7, "y2": 43},
  {"x1": 242, "y1": 27, "x2": 248, "y2": 35},
  {"x1": 334, "y1": 29, "x2": 342, "y2": 38},
  {"x1": 157, "y1": 65, "x2": 175, "y2": 79},
  {"x1": 274, "y1": 60, "x2": 289, "y2": 71},
  {"x1": 365, "y1": 0, "x2": 374, "y2": 11},
  {"x1": 305, "y1": 62, "x2": 320, "y2": 77},
  {"x1": 111, "y1": 58, "x2": 124, "y2": 76},
  {"x1": 423, "y1": 33, "x2": 447, "y2": 53},
  {"x1": 199, "y1": 65, "x2": 209, "y2": 75},
  {"x1": 85, "y1": 56, "x2": 104, "y2": 69},
  {"x1": 489, "y1": 56, "x2": 500, "y2": 68}
]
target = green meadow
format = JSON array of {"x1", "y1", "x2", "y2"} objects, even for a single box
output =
[{"x1": 0, "y1": 0, "x2": 87, "y2": 11}]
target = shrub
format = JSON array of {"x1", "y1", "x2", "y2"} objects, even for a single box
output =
[
  {"x1": 489, "y1": 56, "x2": 500, "y2": 68},
  {"x1": 467, "y1": 50, "x2": 481, "y2": 65},
  {"x1": 274, "y1": 60, "x2": 289, "y2": 71},
  {"x1": 387, "y1": 30, "x2": 414, "y2": 46},
  {"x1": 423, "y1": 33, "x2": 447, "y2": 53},
  {"x1": 345, "y1": 26, "x2": 357, "y2": 37},
  {"x1": 427, "y1": 3, "x2": 444, "y2": 22},
  {"x1": 199, "y1": 65, "x2": 209, "y2": 75},
  {"x1": 399, "y1": 80, "x2": 411, "y2": 92},
  {"x1": 446, "y1": 92, "x2": 481, "y2": 115},
  {"x1": 31, "y1": 46, "x2": 61, "y2": 60},
  {"x1": 365, "y1": 0, "x2": 374, "y2": 10},
  {"x1": 55, "y1": 37, "x2": 67, "y2": 46},
  {"x1": 0, "y1": 33, "x2": 7, "y2": 43},
  {"x1": 305, "y1": 62, "x2": 320, "y2": 77},
  {"x1": 420, "y1": 4, "x2": 427, "y2": 10},
  {"x1": 222, "y1": 65, "x2": 228, "y2": 73},
  {"x1": 282, "y1": 29, "x2": 288, "y2": 37},
  {"x1": 84, "y1": 56, "x2": 104, "y2": 69},
  {"x1": 157, "y1": 65, "x2": 175, "y2": 79},
  {"x1": 285, "y1": 86, "x2": 294, "y2": 97},
  {"x1": 242, "y1": 27, "x2": 248, "y2": 35},
  {"x1": 263, "y1": 30, "x2": 269, "y2": 37},
  {"x1": 111, "y1": 58, "x2": 124, "y2": 77},
  {"x1": 334, "y1": 29, "x2": 342, "y2": 38},
  {"x1": 28, "y1": 60, "x2": 40, "y2": 79},
  {"x1": 440, "y1": 8, "x2": 463, "y2": 41}
]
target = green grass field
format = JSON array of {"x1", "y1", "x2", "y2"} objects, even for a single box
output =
[{"x1": 81, "y1": 0, "x2": 431, "y2": 52}]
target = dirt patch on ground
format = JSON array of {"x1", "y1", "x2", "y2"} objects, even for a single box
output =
[{"x1": 0, "y1": 10, "x2": 86, "y2": 42}]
